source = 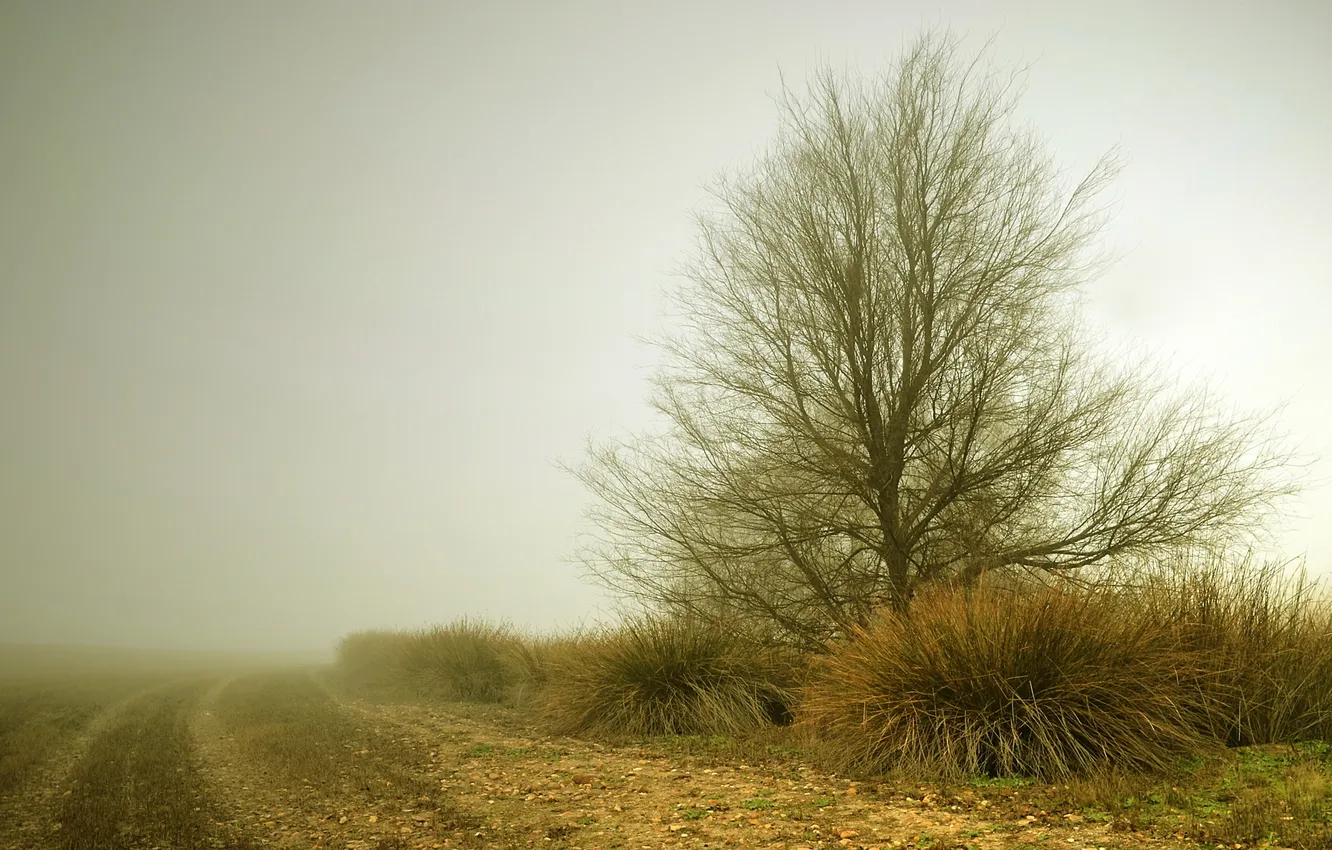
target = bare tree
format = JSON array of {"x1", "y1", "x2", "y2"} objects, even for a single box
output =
[{"x1": 573, "y1": 33, "x2": 1296, "y2": 648}]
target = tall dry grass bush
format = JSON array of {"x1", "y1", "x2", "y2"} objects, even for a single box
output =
[
  {"x1": 1130, "y1": 555, "x2": 1332, "y2": 746},
  {"x1": 499, "y1": 633, "x2": 585, "y2": 710},
  {"x1": 540, "y1": 614, "x2": 800, "y2": 738},
  {"x1": 395, "y1": 619, "x2": 517, "y2": 702},
  {"x1": 800, "y1": 582, "x2": 1220, "y2": 779},
  {"x1": 335, "y1": 629, "x2": 410, "y2": 690},
  {"x1": 334, "y1": 619, "x2": 519, "y2": 703}
]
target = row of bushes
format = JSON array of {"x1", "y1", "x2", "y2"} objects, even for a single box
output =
[
  {"x1": 807, "y1": 563, "x2": 1332, "y2": 779},
  {"x1": 335, "y1": 616, "x2": 799, "y2": 734},
  {"x1": 333, "y1": 558, "x2": 1332, "y2": 781}
]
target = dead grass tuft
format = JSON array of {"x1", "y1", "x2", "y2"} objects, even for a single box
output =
[
  {"x1": 335, "y1": 619, "x2": 519, "y2": 703},
  {"x1": 799, "y1": 582, "x2": 1219, "y2": 779},
  {"x1": 539, "y1": 615, "x2": 798, "y2": 738},
  {"x1": 1129, "y1": 555, "x2": 1332, "y2": 746}
]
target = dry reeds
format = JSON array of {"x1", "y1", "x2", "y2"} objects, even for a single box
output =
[
  {"x1": 799, "y1": 582, "x2": 1220, "y2": 779},
  {"x1": 332, "y1": 556, "x2": 1332, "y2": 783},
  {"x1": 334, "y1": 619, "x2": 518, "y2": 702},
  {"x1": 1129, "y1": 555, "x2": 1332, "y2": 746},
  {"x1": 538, "y1": 615, "x2": 797, "y2": 738}
]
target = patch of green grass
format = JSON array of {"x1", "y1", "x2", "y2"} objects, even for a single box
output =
[
  {"x1": 681, "y1": 807, "x2": 708, "y2": 820},
  {"x1": 742, "y1": 795, "x2": 775, "y2": 810},
  {"x1": 1296, "y1": 739, "x2": 1332, "y2": 762},
  {"x1": 1020, "y1": 744, "x2": 1332, "y2": 849},
  {"x1": 1176, "y1": 754, "x2": 1208, "y2": 774}
]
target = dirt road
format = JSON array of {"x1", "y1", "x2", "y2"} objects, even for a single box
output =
[{"x1": 0, "y1": 669, "x2": 1197, "y2": 849}]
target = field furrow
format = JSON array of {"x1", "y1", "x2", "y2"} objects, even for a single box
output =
[
  {"x1": 52, "y1": 679, "x2": 257, "y2": 850},
  {"x1": 0, "y1": 676, "x2": 171, "y2": 850},
  {"x1": 197, "y1": 669, "x2": 484, "y2": 848}
]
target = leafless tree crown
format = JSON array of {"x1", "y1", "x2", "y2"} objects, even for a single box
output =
[{"x1": 572, "y1": 33, "x2": 1296, "y2": 648}]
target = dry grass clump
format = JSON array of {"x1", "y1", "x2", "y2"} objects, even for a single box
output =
[
  {"x1": 335, "y1": 619, "x2": 519, "y2": 702},
  {"x1": 540, "y1": 615, "x2": 798, "y2": 738},
  {"x1": 499, "y1": 633, "x2": 584, "y2": 709},
  {"x1": 1130, "y1": 556, "x2": 1332, "y2": 746},
  {"x1": 334, "y1": 629, "x2": 407, "y2": 689},
  {"x1": 800, "y1": 583, "x2": 1219, "y2": 779},
  {"x1": 396, "y1": 619, "x2": 517, "y2": 702}
]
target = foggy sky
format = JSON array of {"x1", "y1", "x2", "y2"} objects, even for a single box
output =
[{"x1": 2, "y1": 1, "x2": 1330, "y2": 655}]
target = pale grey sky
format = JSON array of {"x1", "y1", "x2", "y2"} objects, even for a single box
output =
[{"x1": 2, "y1": 1, "x2": 1329, "y2": 654}]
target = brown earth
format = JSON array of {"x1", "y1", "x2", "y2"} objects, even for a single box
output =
[
  {"x1": 0, "y1": 669, "x2": 1224, "y2": 849},
  {"x1": 307, "y1": 683, "x2": 1203, "y2": 850}
]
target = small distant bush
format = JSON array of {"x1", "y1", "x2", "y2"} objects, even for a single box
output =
[
  {"x1": 799, "y1": 583, "x2": 1220, "y2": 779},
  {"x1": 334, "y1": 619, "x2": 517, "y2": 703},
  {"x1": 540, "y1": 615, "x2": 798, "y2": 738},
  {"x1": 335, "y1": 629, "x2": 408, "y2": 690}
]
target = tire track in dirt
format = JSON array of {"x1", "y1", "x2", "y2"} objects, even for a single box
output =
[
  {"x1": 325, "y1": 691, "x2": 1200, "y2": 850},
  {"x1": 0, "y1": 677, "x2": 180, "y2": 850},
  {"x1": 325, "y1": 690, "x2": 561, "y2": 848},
  {"x1": 0, "y1": 688, "x2": 94, "y2": 799},
  {"x1": 48, "y1": 678, "x2": 258, "y2": 850},
  {"x1": 195, "y1": 669, "x2": 487, "y2": 849}
]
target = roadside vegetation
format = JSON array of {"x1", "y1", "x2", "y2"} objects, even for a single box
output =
[
  {"x1": 536, "y1": 615, "x2": 800, "y2": 737},
  {"x1": 801, "y1": 579, "x2": 1223, "y2": 779},
  {"x1": 334, "y1": 618, "x2": 520, "y2": 702},
  {"x1": 335, "y1": 558, "x2": 1332, "y2": 846}
]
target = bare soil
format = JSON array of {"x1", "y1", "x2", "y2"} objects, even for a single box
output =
[
  {"x1": 316, "y1": 684, "x2": 1198, "y2": 850},
  {"x1": 0, "y1": 668, "x2": 1262, "y2": 849}
]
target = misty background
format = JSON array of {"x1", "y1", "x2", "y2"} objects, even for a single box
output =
[{"x1": 2, "y1": 1, "x2": 1329, "y2": 656}]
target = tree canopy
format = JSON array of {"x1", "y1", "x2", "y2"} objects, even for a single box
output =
[{"x1": 573, "y1": 33, "x2": 1296, "y2": 648}]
